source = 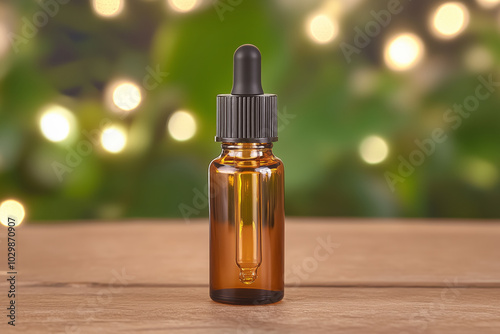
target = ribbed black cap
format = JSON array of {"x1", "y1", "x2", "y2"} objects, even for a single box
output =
[{"x1": 216, "y1": 45, "x2": 278, "y2": 143}]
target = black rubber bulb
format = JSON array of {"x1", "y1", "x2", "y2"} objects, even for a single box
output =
[{"x1": 231, "y1": 44, "x2": 264, "y2": 95}]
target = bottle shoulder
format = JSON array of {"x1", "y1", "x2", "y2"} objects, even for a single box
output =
[{"x1": 209, "y1": 155, "x2": 283, "y2": 173}]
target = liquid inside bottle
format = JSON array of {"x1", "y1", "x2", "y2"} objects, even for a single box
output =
[{"x1": 209, "y1": 143, "x2": 284, "y2": 305}]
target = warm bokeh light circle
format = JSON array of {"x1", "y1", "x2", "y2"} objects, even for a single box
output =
[
  {"x1": 0, "y1": 199, "x2": 25, "y2": 227},
  {"x1": 101, "y1": 125, "x2": 127, "y2": 153},
  {"x1": 308, "y1": 14, "x2": 338, "y2": 44},
  {"x1": 431, "y1": 3, "x2": 469, "y2": 39},
  {"x1": 359, "y1": 136, "x2": 389, "y2": 164},
  {"x1": 384, "y1": 33, "x2": 424, "y2": 71},
  {"x1": 167, "y1": 111, "x2": 197, "y2": 141}
]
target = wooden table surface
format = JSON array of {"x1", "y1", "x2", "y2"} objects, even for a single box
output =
[{"x1": 0, "y1": 218, "x2": 499, "y2": 333}]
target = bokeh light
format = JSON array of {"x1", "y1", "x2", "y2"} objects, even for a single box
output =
[
  {"x1": 464, "y1": 46, "x2": 493, "y2": 72},
  {"x1": 476, "y1": 0, "x2": 500, "y2": 9},
  {"x1": 92, "y1": 0, "x2": 124, "y2": 18},
  {"x1": 350, "y1": 68, "x2": 377, "y2": 97},
  {"x1": 431, "y1": 3, "x2": 469, "y2": 39},
  {"x1": 112, "y1": 81, "x2": 142, "y2": 112},
  {"x1": 101, "y1": 125, "x2": 127, "y2": 153},
  {"x1": 359, "y1": 136, "x2": 389, "y2": 164},
  {"x1": 384, "y1": 33, "x2": 424, "y2": 71},
  {"x1": 460, "y1": 158, "x2": 498, "y2": 189},
  {"x1": 168, "y1": 111, "x2": 196, "y2": 141},
  {"x1": 0, "y1": 199, "x2": 25, "y2": 227},
  {"x1": 168, "y1": 0, "x2": 198, "y2": 12},
  {"x1": 308, "y1": 14, "x2": 338, "y2": 44},
  {"x1": 39, "y1": 105, "x2": 76, "y2": 143}
]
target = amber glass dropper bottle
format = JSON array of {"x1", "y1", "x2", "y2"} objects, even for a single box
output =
[{"x1": 209, "y1": 44, "x2": 285, "y2": 305}]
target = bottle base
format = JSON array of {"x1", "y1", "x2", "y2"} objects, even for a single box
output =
[{"x1": 210, "y1": 288, "x2": 284, "y2": 305}]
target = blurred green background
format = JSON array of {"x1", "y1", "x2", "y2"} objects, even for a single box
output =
[{"x1": 1, "y1": 0, "x2": 500, "y2": 222}]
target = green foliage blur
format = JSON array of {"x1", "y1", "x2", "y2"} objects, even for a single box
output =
[{"x1": 1, "y1": 0, "x2": 499, "y2": 221}]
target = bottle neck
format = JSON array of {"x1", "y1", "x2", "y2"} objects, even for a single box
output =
[{"x1": 220, "y1": 142, "x2": 274, "y2": 159}]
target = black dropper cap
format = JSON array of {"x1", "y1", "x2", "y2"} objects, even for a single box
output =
[
  {"x1": 216, "y1": 44, "x2": 277, "y2": 143},
  {"x1": 231, "y1": 45, "x2": 264, "y2": 95}
]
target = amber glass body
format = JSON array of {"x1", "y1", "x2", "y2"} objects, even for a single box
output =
[{"x1": 209, "y1": 143, "x2": 284, "y2": 305}]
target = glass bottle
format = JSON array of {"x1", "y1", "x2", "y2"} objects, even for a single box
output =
[
  {"x1": 209, "y1": 142, "x2": 284, "y2": 304},
  {"x1": 209, "y1": 44, "x2": 285, "y2": 304}
]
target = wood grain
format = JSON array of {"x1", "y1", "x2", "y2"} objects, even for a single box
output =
[
  {"x1": 1, "y1": 218, "x2": 498, "y2": 286},
  {"x1": 4, "y1": 287, "x2": 500, "y2": 334},
  {"x1": 0, "y1": 218, "x2": 499, "y2": 333}
]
